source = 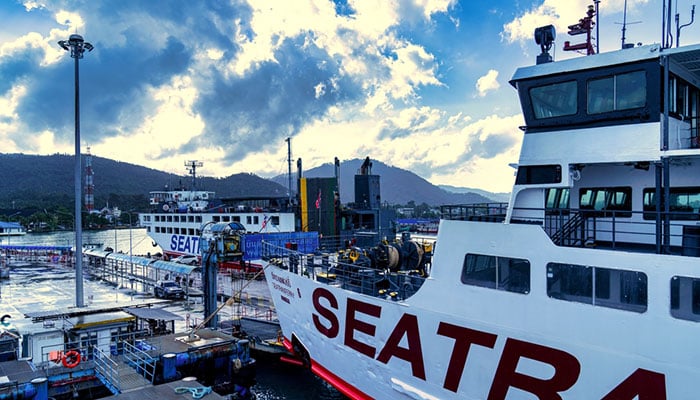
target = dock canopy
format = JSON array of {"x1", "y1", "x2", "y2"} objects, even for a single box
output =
[
  {"x1": 124, "y1": 307, "x2": 183, "y2": 321},
  {"x1": 84, "y1": 248, "x2": 113, "y2": 258},
  {"x1": 150, "y1": 260, "x2": 199, "y2": 275},
  {"x1": 106, "y1": 253, "x2": 154, "y2": 267}
]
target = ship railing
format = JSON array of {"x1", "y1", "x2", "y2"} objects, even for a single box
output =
[
  {"x1": 440, "y1": 202, "x2": 509, "y2": 221},
  {"x1": 510, "y1": 206, "x2": 700, "y2": 256},
  {"x1": 122, "y1": 340, "x2": 157, "y2": 383},
  {"x1": 93, "y1": 345, "x2": 121, "y2": 394},
  {"x1": 262, "y1": 241, "x2": 427, "y2": 300},
  {"x1": 667, "y1": 114, "x2": 700, "y2": 150}
]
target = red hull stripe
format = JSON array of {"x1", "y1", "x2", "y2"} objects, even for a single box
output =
[
  {"x1": 310, "y1": 358, "x2": 373, "y2": 400},
  {"x1": 281, "y1": 337, "x2": 372, "y2": 399}
]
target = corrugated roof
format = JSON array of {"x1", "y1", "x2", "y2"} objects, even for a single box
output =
[
  {"x1": 106, "y1": 253, "x2": 154, "y2": 267},
  {"x1": 124, "y1": 307, "x2": 183, "y2": 321},
  {"x1": 150, "y1": 260, "x2": 199, "y2": 275}
]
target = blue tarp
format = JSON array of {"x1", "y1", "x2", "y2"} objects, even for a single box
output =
[
  {"x1": 0, "y1": 245, "x2": 71, "y2": 252},
  {"x1": 242, "y1": 232, "x2": 319, "y2": 260}
]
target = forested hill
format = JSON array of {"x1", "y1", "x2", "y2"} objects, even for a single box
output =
[
  {"x1": 0, "y1": 153, "x2": 502, "y2": 211},
  {"x1": 0, "y1": 153, "x2": 286, "y2": 211}
]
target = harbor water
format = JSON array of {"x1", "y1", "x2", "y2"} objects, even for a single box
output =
[{"x1": 1, "y1": 228, "x2": 347, "y2": 399}]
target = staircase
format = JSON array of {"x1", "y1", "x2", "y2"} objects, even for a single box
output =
[{"x1": 551, "y1": 212, "x2": 587, "y2": 247}]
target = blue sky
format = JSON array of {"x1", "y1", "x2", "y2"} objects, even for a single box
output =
[{"x1": 0, "y1": 0, "x2": 694, "y2": 193}]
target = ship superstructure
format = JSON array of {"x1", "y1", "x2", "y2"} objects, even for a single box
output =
[{"x1": 261, "y1": 6, "x2": 700, "y2": 400}]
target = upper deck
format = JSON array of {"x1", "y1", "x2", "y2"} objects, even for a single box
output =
[{"x1": 482, "y1": 36, "x2": 700, "y2": 258}]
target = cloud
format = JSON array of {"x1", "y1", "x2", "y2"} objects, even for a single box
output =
[
  {"x1": 501, "y1": 0, "x2": 652, "y2": 51},
  {"x1": 475, "y1": 69, "x2": 499, "y2": 97},
  {"x1": 0, "y1": 0, "x2": 525, "y2": 192}
]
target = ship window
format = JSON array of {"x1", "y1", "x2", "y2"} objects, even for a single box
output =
[
  {"x1": 233, "y1": 216, "x2": 241, "y2": 223},
  {"x1": 196, "y1": 216, "x2": 202, "y2": 223},
  {"x1": 545, "y1": 188, "x2": 570, "y2": 215},
  {"x1": 670, "y1": 276, "x2": 700, "y2": 322},
  {"x1": 530, "y1": 80, "x2": 577, "y2": 119},
  {"x1": 515, "y1": 164, "x2": 562, "y2": 185},
  {"x1": 254, "y1": 216, "x2": 259, "y2": 224},
  {"x1": 213, "y1": 216, "x2": 220, "y2": 222},
  {"x1": 222, "y1": 216, "x2": 230, "y2": 222},
  {"x1": 547, "y1": 263, "x2": 647, "y2": 312},
  {"x1": 579, "y1": 187, "x2": 632, "y2": 217},
  {"x1": 270, "y1": 216, "x2": 280, "y2": 226},
  {"x1": 462, "y1": 254, "x2": 530, "y2": 294},
  {"x1": 642, "y1": 187, "x2": 700, "y2": 220},
  {"x1": 587, "y1": 70, "x2": 646, "y2": 114}
]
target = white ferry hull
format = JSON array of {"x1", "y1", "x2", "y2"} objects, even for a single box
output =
[
  {"x1": 266, "y1": 220, "x2": 699, "y2": 399},
  {"x1": 140, "y1": 211, "x2": 295, "y2": 258}
]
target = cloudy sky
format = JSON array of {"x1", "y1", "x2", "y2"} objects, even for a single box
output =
[{"x1": 0, "y1": 0, "x2": 695, "y2": 193}]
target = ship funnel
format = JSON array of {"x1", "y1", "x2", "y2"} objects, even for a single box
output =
[{"x1": 535, "y1": 25, "x2": 556, "y2": 64}]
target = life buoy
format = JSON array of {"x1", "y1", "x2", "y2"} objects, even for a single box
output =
[{"x1": 62, "y1": 350, "x2": 81, "y2": 368}]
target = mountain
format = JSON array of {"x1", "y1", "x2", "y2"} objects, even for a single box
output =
[
  {"x1": 0, "y1": 153, "x2": 502, "y2": 212},
  {"x1": 439, "y1": 185, "x2": 511, "y2": 203},
  {"x1": 0, "y1": 153, "x2": 287, "y2": 211},
  {"x1": 273, "y1": 158, "x2": 497, "y2": 206}
]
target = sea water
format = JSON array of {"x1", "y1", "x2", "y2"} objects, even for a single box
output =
[{"x1": 2, "y1": 228, "x2": 347, "y2": 399}]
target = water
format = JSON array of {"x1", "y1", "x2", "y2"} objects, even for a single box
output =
[{"x1": 2, "y1": 228, "x2": 348, "y2": 400}]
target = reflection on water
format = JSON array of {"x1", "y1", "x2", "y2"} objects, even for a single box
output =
[
  {"x1": 3, "y1": 227, "x2": 160, "y2": 256},
  {"x1": 0, "y1": 229, "x2": 348, "y2": 400}
]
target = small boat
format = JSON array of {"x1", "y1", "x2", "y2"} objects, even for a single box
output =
[{"x1": 262, "y1": 4, "x2": 700, "y2": 399}]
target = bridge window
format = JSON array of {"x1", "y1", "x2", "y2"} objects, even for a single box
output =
[
  {"x1": 587, "y1": 70, "x2": 646, "y2": 114},
  {"x1": 462, "y1": 254, "x2": 530, "y2": 294},
  {"x1": 530, "y1": 80, "x2": 577, "y2": 119},
  {"x1": 547, "y1": 263, "x2": 647, "y2": 312},
  {"x1": 671, "y1": 276, "x2": 700, "y2": 322}
]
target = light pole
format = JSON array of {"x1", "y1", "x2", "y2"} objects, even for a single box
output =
[
  {"x1": 58, "y1": 34, "x2": 93, "y2": 308},
  {"x1": 121, "y1": 211, "x2": 135, "y2": 291}
]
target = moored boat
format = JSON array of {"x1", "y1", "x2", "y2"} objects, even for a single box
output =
[{"x1": 262, "y1": 5, "x2": 700, "y2": 399}]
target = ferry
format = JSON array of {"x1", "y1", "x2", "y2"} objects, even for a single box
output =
[
  {"x1": 138, "y1": 161, "x2": 296, "y2": 262},
  {"x1": 0, "y1": 221, "x2": 26, "y2": 236},
  {"x1": 261, "y1": 6, "x2": 700, "y2": 400}
]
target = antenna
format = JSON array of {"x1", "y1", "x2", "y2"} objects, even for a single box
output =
[
  {"x1": 185, "y1": 160, "x2": 203, "y2": 190},
  {"x1": 286, "y1": 137, "x2": 292, "y2": 206},
  {"x1": 616, "y1": 0, "x2": 641, "y2": 49},
  {"x1": 563, "y1": 5, "x2": 596, "y2": 55},
  {"x1": 676, "y1": 4, "x2": 696, "y2": 47},
  {"x1": 594, "y1": 0, "x2": 600, "y2": 53}
]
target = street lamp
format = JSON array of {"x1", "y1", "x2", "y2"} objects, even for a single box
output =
[{"x1": 58, "y1": 34, "x2": 93, "y2": 308}]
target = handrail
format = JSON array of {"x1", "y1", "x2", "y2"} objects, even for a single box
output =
[
  {"x1": 93, "y1": 345, "x2": 121, "y2": 394},
  {"x1": 122, "y1": 340, "x2": 157, "y2": 383}
]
